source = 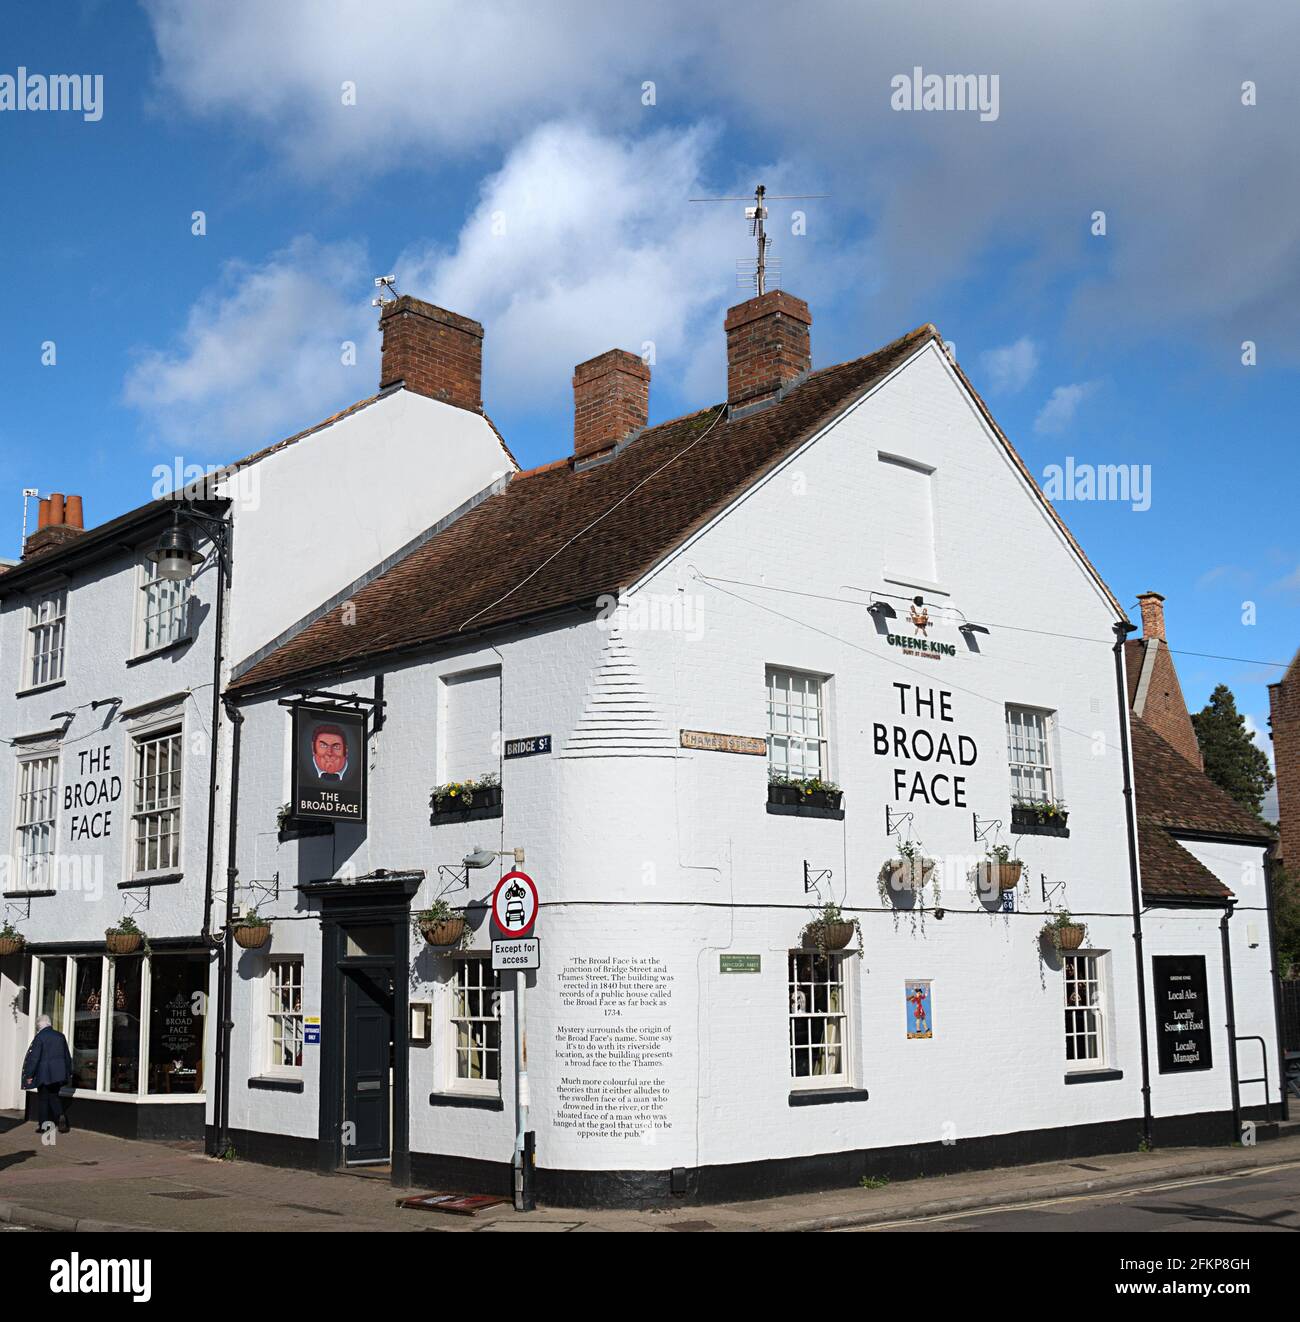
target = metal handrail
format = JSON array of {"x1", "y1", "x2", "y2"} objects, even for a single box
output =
[{"x1": 1234, "y1": 1034, "x2": 1272, "y2": 1124}]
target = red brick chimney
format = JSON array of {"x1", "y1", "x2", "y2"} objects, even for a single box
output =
[
  {"x1": 1131, "y1": 590, "x2": 1203, "y2": 769},
  {"x1": 378, "y1": 295, "x2": 484, "y2": 413},
  {"x1": 724, "y1": 290, "x2": 812, "y2": 410},
  {"x1": 24, "y1": 491, "x2": 86, "y2": 560},
  {"x1": 1268, "y1": 650, "x2": 1300, "y2": 877},
  {"x1": 572, "y1": 350, "x2": 650, "y2": 461},
  {"x1": 1137, "y1": 591, "x2": 1167, "y2": 642}
]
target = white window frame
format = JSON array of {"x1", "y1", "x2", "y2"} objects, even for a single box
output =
[
  {"x1": 24, "y1": 589, "x2": 67, "y2": 689},
  {"x1": 1064, "y1": 951, "x2": 1109, "y2": 1069},
  {"x1": 34, "y1": 952, "x2": 207, "y2": 1100},
  {"x1": 788, "y1": 949, "x2": 854, "y2": 1091},
  {"x1": 767, "y1": 667, "x2": 830, "y2": 782},
  {"x1": 446, "y1": 954, "x2": 502, "y2": 1096},
  {"x1": 134, "y1": 552, "x2": 192, "y2": 656},
  {"x1": 129, "y1": 725, "x2": 184, "y2": 879},
  {"x1": 1006, "y1": 703, "x2": 1056, "y2": 804},
  {"x1": 266, "y1": 958, "x2": 304, "y2": 1076},
  {"x1": 14, "y1": 750, "x2": 59, "y2": 892}
]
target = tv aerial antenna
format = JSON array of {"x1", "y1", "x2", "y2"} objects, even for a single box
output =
[
  {"x1": 371, "y1": 274, "x2": 399, "y2": 308},
  {"x1": 689, "y1": 183, "x2": 825, "y2": 296}
]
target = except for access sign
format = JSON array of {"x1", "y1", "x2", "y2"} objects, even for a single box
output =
[
  {"x1": 491, "y1": 869, "x2": 538, "y2": 938},
  {"x1": 492, "y1": 938, "x2": 541, "y2": 972}
]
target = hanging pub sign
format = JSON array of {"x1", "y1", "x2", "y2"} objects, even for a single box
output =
[
  {"x1": 1151, "y1": 955, "x2": 1213, "y2": 1073},
  {"x1": 291, "y1": 704, "x2": 368, "y2": 823}
]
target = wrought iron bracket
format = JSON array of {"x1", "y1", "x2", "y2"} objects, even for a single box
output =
[
  {"x1": 973, "y1": 813, "x2": 1003, "y2": 844},
  {"x1": 885, "y1": 806, "x2": 913, "y2": 838},
  {"x1": 803, "y1": 860, "x2": 833, "y2": 895},
  {"x1": 1041, "y1": 873, "x2": 1067, "y2": 906}
]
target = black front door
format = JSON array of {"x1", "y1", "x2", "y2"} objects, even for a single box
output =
[{"x1": 342, "y1": 967, "x2": 393, "y2": 1164}]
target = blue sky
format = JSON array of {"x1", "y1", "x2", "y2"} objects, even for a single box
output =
[{"x1": 1, "y1": 2, "x2": 1296, "y2": 788}]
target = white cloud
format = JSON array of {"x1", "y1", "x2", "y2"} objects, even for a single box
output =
[
  {"x1": 397, "y1": 122, "x2": 769, "y2": 410},
  {"x1": 1034, "y1": 381, "x2": 1098, "y2": 435},
  {"x1": 1266, "y1": 564, "x2": 1300, "y2": 598},
  {"x1": 123, "y1": 237, "x2": 373, "y2": 451},
  {"x1": 142, "y1": 2, "x2": 1300, "y2": 358},
  {"x1": 978, "y1": 337, "x2": 1038, "y2": 394}
]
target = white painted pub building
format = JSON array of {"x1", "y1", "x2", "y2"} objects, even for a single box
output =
[{"x1": 0, "y1": 288, "x2": 1286, "y2": 1205}]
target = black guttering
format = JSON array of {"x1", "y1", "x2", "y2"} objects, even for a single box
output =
[
  {"x1": 0, "y1": 496, "x2": 228, "y2": 595},
  {"x1": 228, "y1": 597, "x2": 600, "y2": 703},
  {"x1": 1113, "y1": 619, "x2": 1154, "y2": 1150},
  {"x1": 200, "y1": 512, "x2": 233, "y2": 966}
]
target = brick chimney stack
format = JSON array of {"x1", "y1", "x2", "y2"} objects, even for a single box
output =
[
  {"x1": 24, "y1": 491, "x2": 85, "y2": 560},
  {"x1": 1137, "y1": 591, "x2": 1167, "y2": 641},
  {"x1": 1130, "y1": 590, "x2": 1203, "y2": 769},
  {"x1": 724, "y1": 290, "x2": 812, "y2": 410},
  {"x1": 572, "y1": 350, "x2": 650, "y2": 461},
  {"x1": 378, "y1": 295, "x2": 484, "y2": 413}
]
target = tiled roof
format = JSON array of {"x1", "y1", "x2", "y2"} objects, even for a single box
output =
[
  {"x1": 231, "y1": 322, "x2": 1128, "y2": 694},
  {"x1": 1130, "y1": 714, "x2": 1272, "y2": 902},
  {"x1": 1130, "y1": 716, "x2": 1271, "y2": 842},
  {"x1": 1137, "y1": 819, "x2": 1233, "y2": 902}
]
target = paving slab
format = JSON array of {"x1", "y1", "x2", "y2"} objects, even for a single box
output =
[{"x1": 2, "y1": 1111, "x2": 1297, "y2": 1233}]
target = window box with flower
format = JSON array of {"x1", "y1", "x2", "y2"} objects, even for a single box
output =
[
  {"x1": 767, "y1": 772, "x2": 844, "y2": 818},
  {"x1": 1012, "y1": 797, "x2": 1070, "y2": 837},
  {"x1": 431, "y1": 773, "x2": 502, "y2": 822}
]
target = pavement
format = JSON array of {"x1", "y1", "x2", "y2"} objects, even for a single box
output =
[{"x1": 2, "y1": 1110, "x2": 1299, "y2": 1233}]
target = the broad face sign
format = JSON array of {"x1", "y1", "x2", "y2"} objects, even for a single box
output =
[
  {"x1": 291, "y1": 705, "x2": 367, "y2": 823},
  {"x1": 1151, "y1": 954, "x2": 1213, "y2": 1073}
]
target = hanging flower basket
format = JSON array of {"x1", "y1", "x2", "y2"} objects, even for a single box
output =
[
  {"x1": 419, "y1": 916, "x2": 466, "y2": 947},
  {"x1": 803, "y1": 920, "x2": 856, "y2": 952},
  {"x1": 0, "y1": 935, "x2": 24, "y2": 958},
  {"x1": 105, "y1": 932, "x2": 142, "y2": 956},
  {"x1": 1041, "y1": 914, "x2": 1087, "y2": 952},
  {"x1": 882, "y1": 854, "x2": 935, "y2": 893},
  {"x1": 984, "y1": 861, "x2": 1024, "y2": 893},
  {"x1": 234, "y1": 923, "x2": 272, "y2": 950}
]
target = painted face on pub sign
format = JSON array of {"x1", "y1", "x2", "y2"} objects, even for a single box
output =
[{"x1": 312, "y1": 727, "x2": 347, "y2": 777}]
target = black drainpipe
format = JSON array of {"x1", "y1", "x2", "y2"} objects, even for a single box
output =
[
  {"x1": 1220, "y1": 901, "x2": 1242, "y2": 1142},
  {"x1": 199, "y1": 516, "x2": 229, "y2": 1158},
  {"x1": 215, "y1": 698, "x2": 243, "y2": 1157},
  {"x1": 1113, "y1": 621, "x2": 1153, "y2": 1148}
]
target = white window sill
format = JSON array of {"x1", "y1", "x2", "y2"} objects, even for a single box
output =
[{"x1": 57, "y1": 1088, "x2": 205, "y2": 1103}]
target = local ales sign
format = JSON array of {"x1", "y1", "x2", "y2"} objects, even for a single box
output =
[
  {"x1": 291, "y1": 705, "x2": 367, "y2": 823},
  {"x1": 1152, "y1": 955, "x2": 1213, "y2": 1073}
]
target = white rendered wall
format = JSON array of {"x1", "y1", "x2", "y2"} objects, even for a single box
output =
[{"x1": 224, "y1": 390, "x2": 514, "y2": 670}]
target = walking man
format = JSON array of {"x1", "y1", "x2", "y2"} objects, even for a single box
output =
[{"x1": 22, "y1": 1013, "x2": 73, "y2": 1134}]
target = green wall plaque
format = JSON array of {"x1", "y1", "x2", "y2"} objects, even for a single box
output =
[{"x1": 720, "y1": 954, "x2": 761, "y2": 974}]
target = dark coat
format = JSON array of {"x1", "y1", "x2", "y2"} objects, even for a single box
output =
[{"x1": 22, "y1": 1025, "x2": 73, "y2": 1089}]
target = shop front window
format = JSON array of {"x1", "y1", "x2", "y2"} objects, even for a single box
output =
[
  {"x1": 73, "y1": 957, "x2": 104, "y2": 1089},
  {"x1": 148, "y1": 954, "x2": 206, "y2": 1094},
  {"x1": 39, "y1": 956, "x2": 67, "y2": 1033},
  {"x1": 109, "y1": 957, "x2": 144, "y2": 1094}
]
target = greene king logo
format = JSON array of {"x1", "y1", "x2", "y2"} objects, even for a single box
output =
[
  {"x1": 0, "y1": 68, "x2": 103, "y2": 122},
  {"x1": 890, "y1": 67, "x2": 1000, "y2": 122},
  {"x1": 50, "y1": 1254, "x2": 151, "y2": 1302}
]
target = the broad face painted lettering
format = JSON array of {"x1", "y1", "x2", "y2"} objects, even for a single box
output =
[
  {"x1": 873, "y1": 682, "x2": 979, "y2": 807},
  {"x1": 64, "y1": 743, "x2": 123, "y2": 840}
]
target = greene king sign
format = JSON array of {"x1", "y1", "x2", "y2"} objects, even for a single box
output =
[{"x1": 887, "y1": 632, "x2": 956, "y2": 659}]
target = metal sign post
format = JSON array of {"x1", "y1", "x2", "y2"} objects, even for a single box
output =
[{"x1": 491, "y1": 869, "x2": 539, "y2": 1212}]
